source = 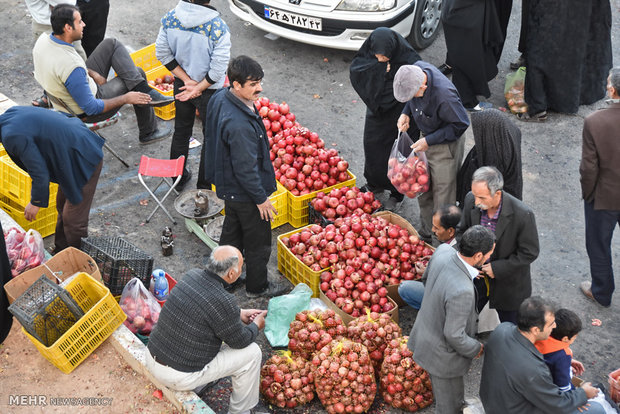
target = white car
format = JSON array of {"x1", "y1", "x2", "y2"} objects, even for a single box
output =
[{"x1": 227, "y1": 0, "x2": 443, "y2": 51}]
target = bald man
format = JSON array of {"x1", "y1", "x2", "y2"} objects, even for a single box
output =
[{"x1": 146, "y1": 246, "x2": 266, "y2": 414}]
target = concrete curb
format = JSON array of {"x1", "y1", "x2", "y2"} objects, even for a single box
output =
[{"x1": 110, "y1": 325, "x2": 215, "y2": 414}]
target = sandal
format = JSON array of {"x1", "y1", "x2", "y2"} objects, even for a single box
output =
[
  {"x1": 516, "y1": 111, "x2": 547, "y2": 122},
  {"x1": 32, "y1": 94, "x2": 49, "y2": 108}
]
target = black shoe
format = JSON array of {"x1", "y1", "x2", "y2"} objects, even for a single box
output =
[
  {"x1": 246, "y1": 282, "x2": 288, "y2": 299},
  {"x1": 438, "y1": 63, "x2": 452, "y2": 75},
  {"x1": 359, "y1": 184, "x2": 383, "y2": 196},
  {"x1": 384, "y1": 195, "x2": 403, "y2": 212},
  {"x1": 139, "y1": 123, "x2": 172, "y2": 145},
  {"x1": 509, "y1": 56, "x2": 525, "y2": 70},
  {"x1": 138, "y1": 89, "x2": 174, "y2": 107},
  {"x1": 175, "y1": 170, "x2": 193, "y2": 192}
]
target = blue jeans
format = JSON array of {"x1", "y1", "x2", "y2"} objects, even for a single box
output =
[
  {"x1": 584, "y1": 200, "x2": 619, "y2": 306},
  {"x1": 571, "y1": 400, "x2": 605, "y2": 414},
  {"x1": 398, "y1": 280, "x2": 425, "y2": 310}
]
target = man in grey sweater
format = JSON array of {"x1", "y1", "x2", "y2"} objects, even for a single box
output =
[{"x1": 145, "y1": 245, "x2": 266, "y2": 414}]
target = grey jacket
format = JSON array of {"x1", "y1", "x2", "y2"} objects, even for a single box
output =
[
  {"x1": 480, "y1": 323, "x2": 587, "y2": 414},
  {"x1": 408, "y1": 244, "x2": 482, "y2": 378}
]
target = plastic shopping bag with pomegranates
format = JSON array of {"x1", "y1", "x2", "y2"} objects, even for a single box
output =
[
  {"x1": 387, "y1": 131, "x2": 430, "y2": 198},
  {"x1": 119, "y1": 278, "x2": 161, "y2": 336},
  {"x1": 4, "y1": 227, "x2": 46, "y2": 277}
]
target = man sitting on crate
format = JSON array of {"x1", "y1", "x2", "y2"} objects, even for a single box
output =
[
  {"x1": 0, "y1": 106, "x2": 104, "y2": 253},
  {"x1": 146, "y1": 246, "x2": 266, "y2": 414},
  {"x1": 32, "y1": 4, "x2": 173, "y2": 145}
]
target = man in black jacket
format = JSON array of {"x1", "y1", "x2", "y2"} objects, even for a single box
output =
[
  {"x1": 146, "y1": 246, "x2": 266, "y2": 413},
  {"x1": 204, "y1": 56, "x2": 286, "y2": 298},
  {"x1": 457, "y1": 166, "x2": 539, "y2": 323},
  {"x1": 480, "y1": 296, "x2": 602, "y2": 413}
]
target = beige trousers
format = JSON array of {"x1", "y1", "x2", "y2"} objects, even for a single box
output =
[
  {"x1": 145, "y1": 343, "x2": 261, "y2": 414},
  {"x1": 417, "y1": 136, "x2": 465, "y2": 242}
]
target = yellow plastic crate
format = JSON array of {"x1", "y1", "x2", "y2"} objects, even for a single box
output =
[
  {"x1": 213, "y1": 182, "x2": 288, "y2": 229},
  {"x1": 277, "y1": 226, "x2": 329, "y2": 297},
  {"x1": 0, "y1": 143, "x2": 6, "y2": 157},
  {"x1": 287, "y1": 170, "x2": 356, "y2": 228},
  {"x1": 130, "y1": 43, "x2": 162, "y2": 72},
  {"x1": 22, "y1": 272, "x2": 126, "y2": 374},
  {"x1": 0, "y1": 196, "x2": 57, "y2": 238},
  {"x1": 146, "y1": 65, "x2": 175, "y2": 120},
  {"x1": 0, "y1": 154, "x2": 58, "y2": 208}
]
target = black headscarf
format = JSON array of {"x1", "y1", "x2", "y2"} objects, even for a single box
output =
[
  {"x1": 456, "y1": 109, "x2": 523, "y2": 205},
  {"x1": 350, "y1": 27, "x2": 421, "y2": 114}
]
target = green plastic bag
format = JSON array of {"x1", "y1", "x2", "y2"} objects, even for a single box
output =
[
  {"x1": 504, "y1": 67, "x2": 528, "y2": 114},
  {"x1": 264, "y1": 283, "x2": 313, "y2": 347}
]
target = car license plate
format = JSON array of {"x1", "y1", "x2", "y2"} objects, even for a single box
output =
[{"x1": 264, "y1": 6, "x2": 322, "y2": 31}]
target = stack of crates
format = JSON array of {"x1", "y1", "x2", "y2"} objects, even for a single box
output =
[
  {"x1": 130, "y1": 44, "x2": 175, "y2": 120},
  {"x1": 80, "y1": 236, "x2": 154, "y2": 295},
  {"x1": 0, "y1": 154, "x2": 58, "y2": 237}
]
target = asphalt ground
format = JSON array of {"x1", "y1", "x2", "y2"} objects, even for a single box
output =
[{"x1": 0, "y1": 0, "x2": 619, "y2": 412}]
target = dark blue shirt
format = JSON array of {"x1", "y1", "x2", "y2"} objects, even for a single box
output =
[
  {"x1": 402, "y1": 61, "x2": 470, "y2": 146},
  {"x1": 0, "y1": 106, "x2": 104, "y2": 207}
]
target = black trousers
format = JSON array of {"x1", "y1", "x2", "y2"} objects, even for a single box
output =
[
  {"x1": 518, "y1": 0, "x2": 529, "y2": 55},
  {"x1": 77, "y1": 0, "x2": 110, "y2": 57},
  {"x1": 171, "y1": 79, "x2": 215, "y2": 182},
  {"x1": 219, "y1": 200, "x2": 271, "y2": 293}
]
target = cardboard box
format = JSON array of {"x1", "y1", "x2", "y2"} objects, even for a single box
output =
[
  {"x1": 320, "y1": 290, "x2": 398, "y2": 326},
  {"x1": 386, "y1": 284, "x2": 406, "y2": 307},
  {"x1": 4, "y1": 247, "x2": 101, "y2": 304}
]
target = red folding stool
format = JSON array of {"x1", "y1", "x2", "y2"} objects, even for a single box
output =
[{"x1": 138, "y1": 155, "x2": 185, "y2": 224}]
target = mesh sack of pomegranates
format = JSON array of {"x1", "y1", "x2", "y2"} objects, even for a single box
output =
[
  {"x1": 260, "y1": 350, "x2": 315, "y2": 409},
  {"x1": 387, "y1": 132, "x2": 430, "y2": 199},
  {"x1": 119, "y1": 278, "x2": 161, "y2": 336}
]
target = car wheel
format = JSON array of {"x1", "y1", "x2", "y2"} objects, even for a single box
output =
[{"x1": 408, "y1": 0, "x2": 442, "y2": 50}]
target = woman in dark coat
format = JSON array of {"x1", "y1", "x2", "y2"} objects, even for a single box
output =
[
  {"x1": 442, "y1": 0, "x2": 503, "y2": 110},
  {"x1": 457, "y1": 108, "x2": 522, "y2": 205},
  {"x1": 520, "y1": 0, "x2": 612, "y2": 120},
  {"x1": 350, "y1": 28, "x2": 420, "y2": 209}
]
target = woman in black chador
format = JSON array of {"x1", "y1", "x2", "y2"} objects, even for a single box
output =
[
  {"x1": 520, "y1": 0, "x2": 612, "y2": 121},
  {"x1": 442, "y1": 0, "x2": 503, "y2": 111},
  {"x1": 456, "y1": 108, "x2": 523, "y2": 206},
  {"x1": 350, "y1": 28, "x2": 420, "y2": 210}
]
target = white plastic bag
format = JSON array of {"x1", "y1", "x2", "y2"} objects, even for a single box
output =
[
  {"x1": 387, "y1": 131, "x2": 430, "y2": 198},
  {"x1": 119, "y1": 278, "x2": 162, "y2": 335}
]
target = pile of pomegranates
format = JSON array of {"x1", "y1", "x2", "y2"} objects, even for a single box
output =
[
  {"x1": 255, "y1": 97, "x2": 351, "y2": 196},
  {"x1": 310, "y1": 186, "x2": 382, "y2": 222}
]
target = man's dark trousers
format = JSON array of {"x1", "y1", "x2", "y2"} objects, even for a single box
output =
[
  {"x1": 584, "y1": 200, "x2": 619, "y2": 306},
  {"x1": 170, "y1": 79, "x2": 215, "y2": 183},
  {"x1": 77, "y1": 0, "x2": 110, "y2": 57},
  {"x1": 54, "y1": 160, "x2": 103, "y2": 252},
  {"x1": 219, "y1": 201, "x2": 271, "y2": 294},
  {"x1": 83, "y1": 38, "x2": 157, "y2": 139}
]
